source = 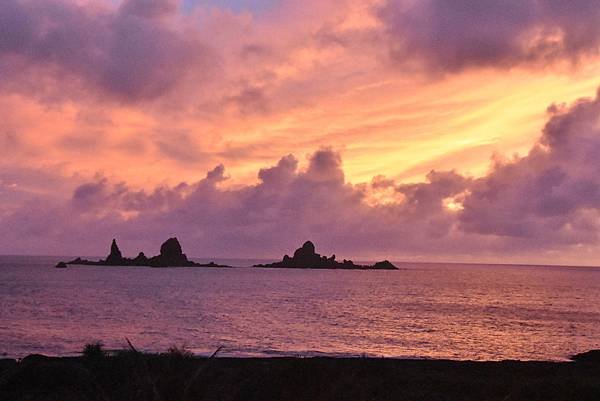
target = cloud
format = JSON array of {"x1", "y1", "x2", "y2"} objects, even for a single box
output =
[
  {"x1": 3, "y1": 1, "x2": 600, "y2": 264},
  {"x1": 0, "y1": 0, "x2": 211, "y2": 102},
  {"x1": 227, "y1": 87, "x2": 270, "y2": 115},
  {"x1": 378, "y1": 0, "x2": 600, "y2": 73},
  {"x1": 5, "y1": 89, "x2": 600, "y2": 263},
  {"x1": 2, "y1": 0, "x2": 599, "y2": 111},
  {"x1": 396, "y1": 170, "x2": 470, "y2": 217},
  {"x1": 120, "y1": 0, "x2": 179, "y2": 19},
  {"x1": 460, "y1": 89, "x2": 600, "y2": 247},
  {"x1": 154, "y1": 130, "x2": 206, "y2": 163},
  {"x1": 0, "y1": 146, "x2": 488, "y2": 258},
  {"x1": 257, "y1": 154, "x2": 298, "y2": 185}
]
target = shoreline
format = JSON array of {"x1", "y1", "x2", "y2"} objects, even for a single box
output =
[
  {"x1": 0, "y1": 350, "x2": 584, "y2": 362},
  {"x1": 1, "y1": 349, "x2": 599, "y2": 401}
]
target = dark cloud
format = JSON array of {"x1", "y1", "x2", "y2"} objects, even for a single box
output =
[
  {"x1": 305, "y1": 148, "x2": 344, "y2": 183},
  {"x1": 0, "y1": 0, "x2": 210, "y2": 102},
  {"x1": 71, "y1": 176, "x2": 189, "y2": 214},
  {"x1": 397, "y1": 170, "x2": 470, "y2": 216},
  {"x1": 257, "y1": 154, "x2": 298, "y2": 186},
  {"x1": 378, "y1": 0, "x2": 600, "y2": 73}
]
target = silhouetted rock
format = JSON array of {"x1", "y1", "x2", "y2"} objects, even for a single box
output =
[
  {"x1": 254, "y1": 241, "x2": 398, "y2": 270},
  {"x1": 161, "y1": 238, "x2": 183, "y2": 259},
  {"x1": 132, "y1": 252, "x2": 149, "y2": 266},
  {"x1": 105, "y1": 239, "x2": 125, "y2": 265},
  {"x1": 55, "y1": 262, "x2": 67, "y2": 268},
  {"x1": 148, "y1": 238, "x2": 189, "y2": 267},
  {"x1": 295, "y1": 241, "x2": 315, "y2": 258},
  {"x1": 61, "y1": 238, "x2": 230, "y2": 268},
  {"x1": 372, "y1": 260, "x2": 397, "y2": 270}
]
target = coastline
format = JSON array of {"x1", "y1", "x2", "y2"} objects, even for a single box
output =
[{"x1": 1, "y1": 349, "x2": 599, "y2": 401}]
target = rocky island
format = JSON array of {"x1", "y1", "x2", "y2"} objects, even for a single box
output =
[
  {"x1": 254, "y1": 241, "x2": 397, "y2": 270},
  {"x1": 57, "y1": 238, "x2": 229, "y2": 268}
]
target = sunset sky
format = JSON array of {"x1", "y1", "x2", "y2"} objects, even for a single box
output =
[{"x1": 2, "y1": 0, "x2": 600, "y2": 264}]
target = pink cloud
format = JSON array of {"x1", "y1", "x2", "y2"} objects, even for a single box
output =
[
  {"x1": 460, "y1": 89, "x2": 600, "y2": 247},
  {"x1": 3, "y1": 1, "x2": 600, "y2": 265},
  {"x1": 4, "y1": 89, "x2": 600, "y2": 264}
]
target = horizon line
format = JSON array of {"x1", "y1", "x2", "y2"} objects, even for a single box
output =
[{"x1": 2, "y1": 254, "x2": 599, "y2": 270}]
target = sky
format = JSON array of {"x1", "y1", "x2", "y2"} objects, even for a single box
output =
[{"x1": 2, "y1": 0, "x2": 600, "y2": 265}]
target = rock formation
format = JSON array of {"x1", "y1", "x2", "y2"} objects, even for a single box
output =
[
  {"x1": 132, "y1": 252, "x2": 149, "y2": 266},
  {"x1": 254, "y1": 241, "x2": 398, "y2": 270},
  {"x1": 58, "y1": 238, "x2": 229, "y2": 268},
  {"x1": 105, "y1": 239, "x2": 124, "y2": 265},
  {"x1": 57, "y1": 238, "x2": 396, "y2": 270},
  {"x1": 371, "y1": 260, "x2": 397, "y2": 270},
  {"x1": 147, "y1": 237, "x2": 191, "y2": 267}
]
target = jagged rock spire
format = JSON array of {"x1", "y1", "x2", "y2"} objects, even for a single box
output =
[{"x1": 105, "y1": 239, "x2": 124, "y2": 265}]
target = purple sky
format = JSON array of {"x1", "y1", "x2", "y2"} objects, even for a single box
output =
[{"x1": 2, "y1": 0, "x2": 600, "y2": 265}]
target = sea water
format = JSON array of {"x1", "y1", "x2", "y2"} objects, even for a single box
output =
[{"x1": 1, "y1": 256, "x2": 599, "y2": 360}]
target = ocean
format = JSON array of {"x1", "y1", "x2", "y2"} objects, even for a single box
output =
[{"x1": 1, "y1": 256, "x2": 599, "y2": 361}]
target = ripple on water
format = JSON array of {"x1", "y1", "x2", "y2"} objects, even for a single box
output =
[{"x1": 1, "y1": 256, "x2": 599, "y2": 360}]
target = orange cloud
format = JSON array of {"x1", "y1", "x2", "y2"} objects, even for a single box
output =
[{"x1": 3, "y1": 0, "x2": 600, "y2": 262}]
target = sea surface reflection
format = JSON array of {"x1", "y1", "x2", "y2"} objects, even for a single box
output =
[{"x1": 1, "y1": 256, "x2": 599, "y2": 360}]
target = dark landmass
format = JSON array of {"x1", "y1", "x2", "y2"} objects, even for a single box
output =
[
  {"x1": 58, "y1": 238, "x2": 229, "y2": 268},
  {"x1": 571, "y1": 349, "x2": 600, "y2": 363},
  {"x1": 1, "y1": 348, "x2": 599, "y2": 401},
  {"x1": 254, "y1": 241, "x2": 397, "y2": 270}
]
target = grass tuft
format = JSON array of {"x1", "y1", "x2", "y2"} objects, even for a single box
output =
[
  {"x1": 82, "y1": 341, "x2": 105, "y2": 360},
  {"x1": 166, "y1": 346, "x2": 194, "y2": 359}
]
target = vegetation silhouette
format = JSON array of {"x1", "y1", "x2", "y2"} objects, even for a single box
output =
[{"x1": 1, "y1": 344, "x2": 599, "y2": 401}]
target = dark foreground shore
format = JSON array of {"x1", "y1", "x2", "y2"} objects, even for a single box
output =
[{"x1": 1, "y1": 350, "x2": 600, "y2": 401}]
